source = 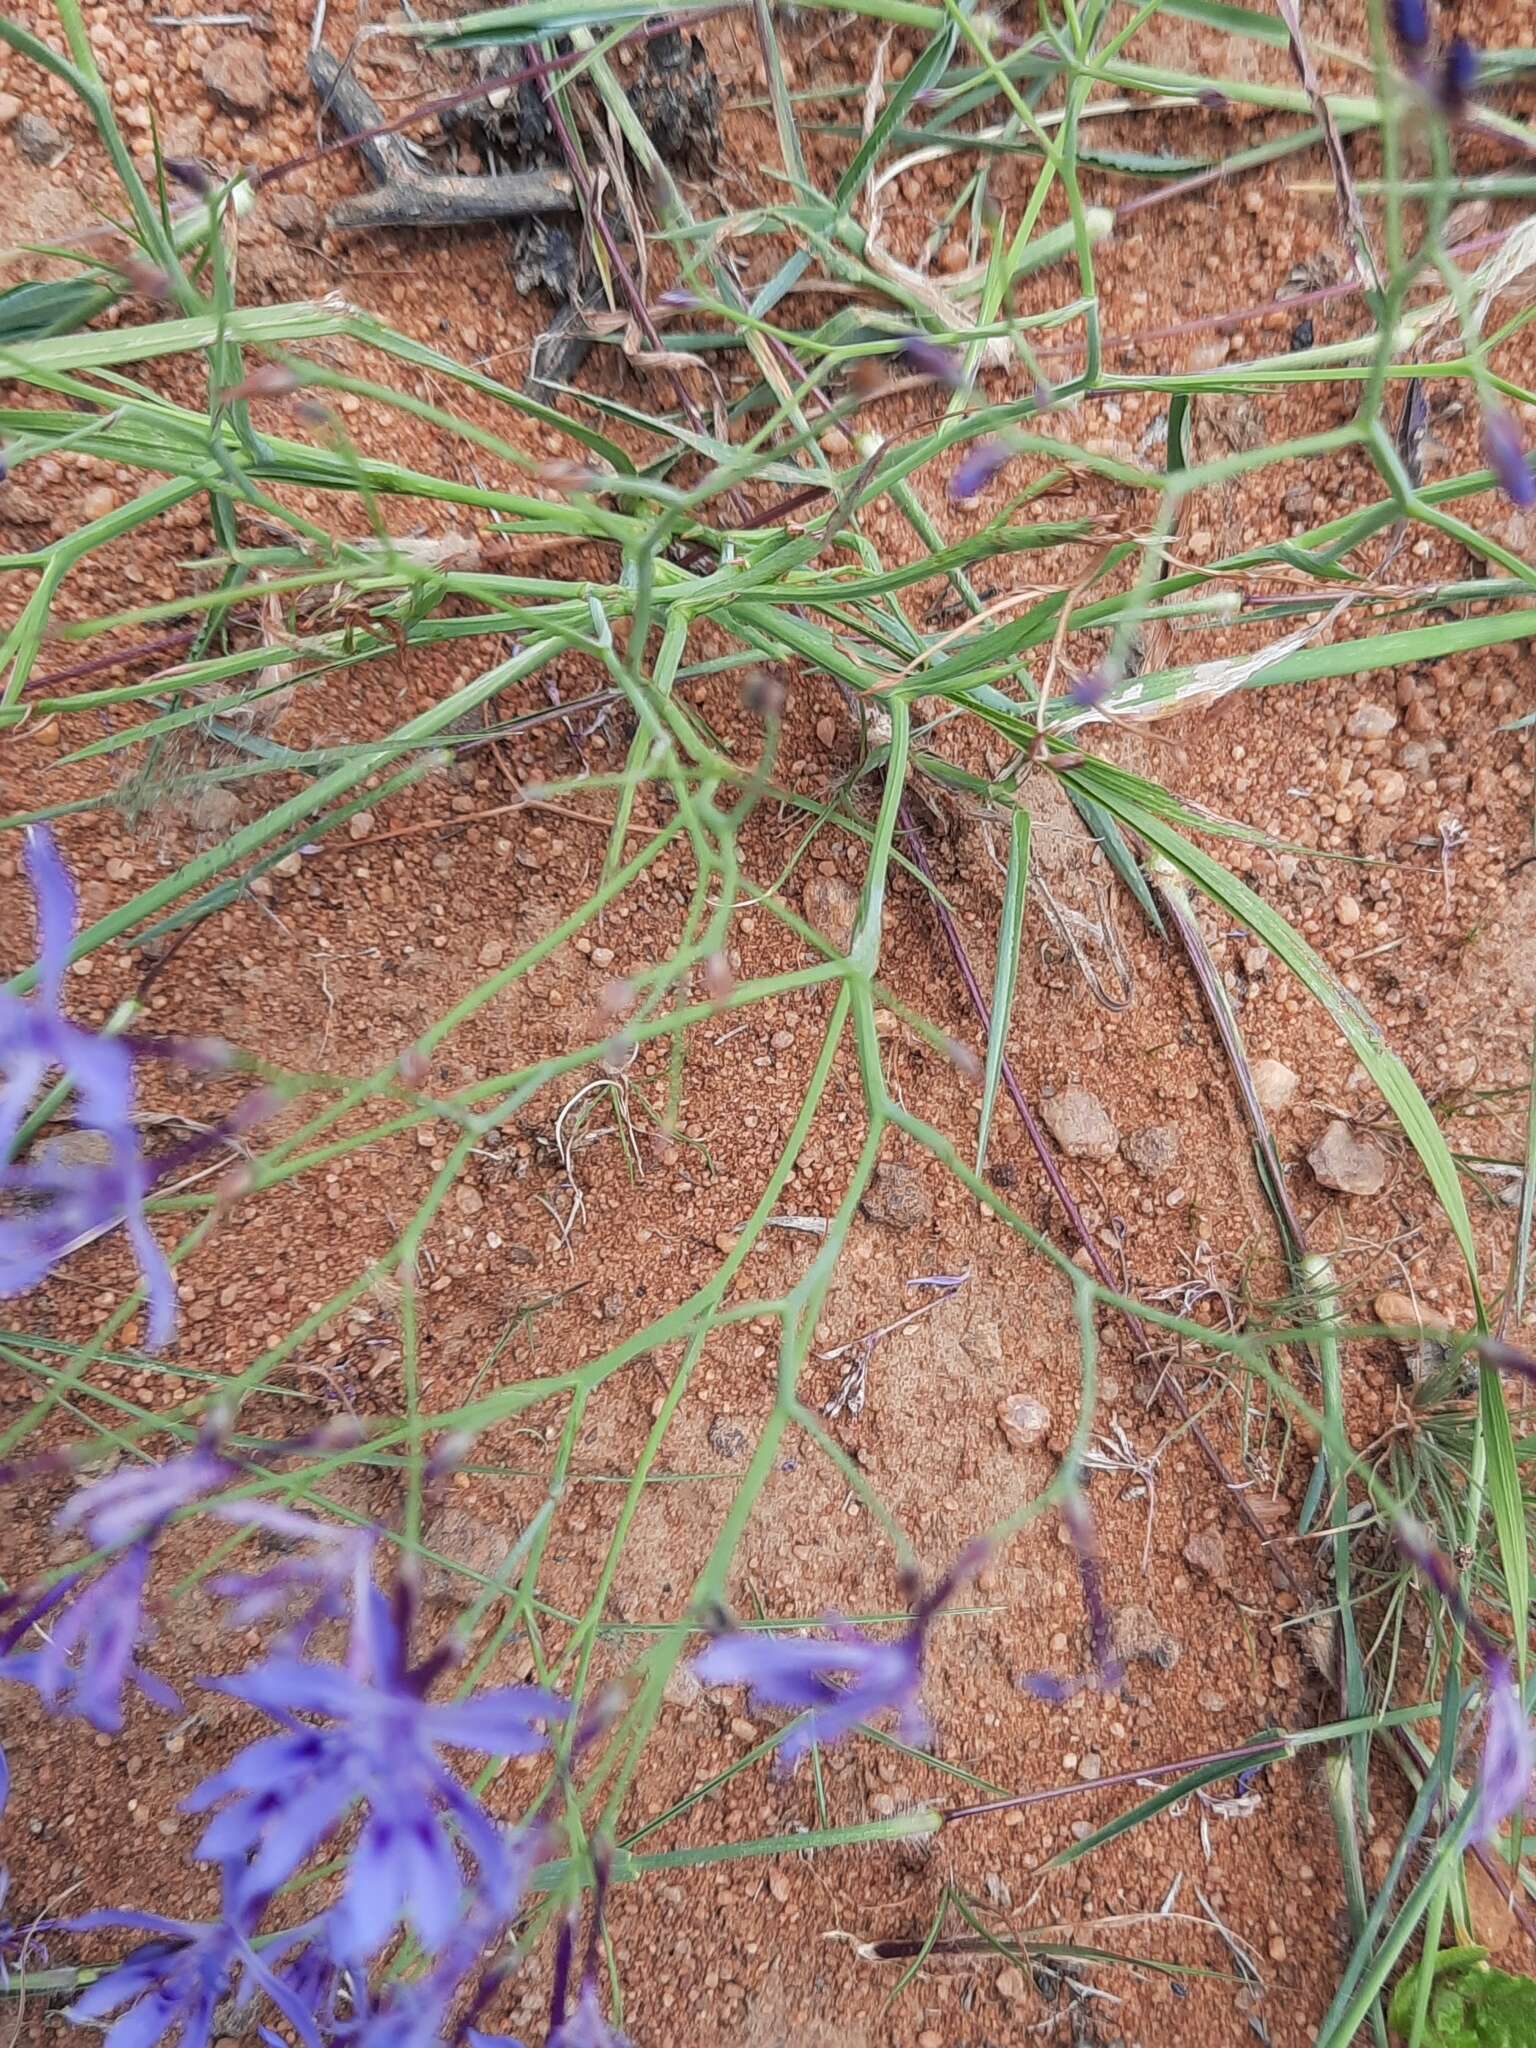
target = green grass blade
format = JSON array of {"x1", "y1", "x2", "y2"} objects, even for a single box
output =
[
  {"x1": 975, "y1": 803, "x2": 1030, "y2": 1178},
  {"x1": 1088, "y1": 783, "x2": 1483, "y2": 1311}
]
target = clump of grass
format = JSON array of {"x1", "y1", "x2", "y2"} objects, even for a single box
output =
[{"x1": 1, "y1": 1, "x2": 1534, "y2": 2043}]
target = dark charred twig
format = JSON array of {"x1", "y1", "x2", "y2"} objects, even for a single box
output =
[
  {"x1": 534, "y1": 67, "x2": 707, "y2": 433},
  {"x1": 899, "y1": 800, "x2": 1307, "y2": 1599},
  {"x1": 308, "y1": 49, "x2": 574, "y2": 231},
  {"x1": 260, "y1": 9, "x2": 742, "y2": 192}
]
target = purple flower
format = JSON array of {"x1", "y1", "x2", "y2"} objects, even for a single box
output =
[
  {"x1": 656, "y1": 287, "x2": 701, "y2": 310},
  {"x1": 1068, "y1": 667, "x2": 1114, "y2": 712},
  {"x1": 1483, "y1": 405, "x2": 1535, "y2": 508},
  {"x1": 1390, "y1": 0, "x2": 1430, "y2": 57},
  {"x1": 691, "y1": 1553, "x2": 980, "y2": 1767},
  {"x1": 1, "y1": 828, "x2": 176, "y2": 1346},
  {"x1": 0, "y1": 1544, "x2": 177, "y2": 1732},
  {"x1": 949, "y1": 437, "x2": 1011, "y2": 503},
  {"x1": 163, "y1": 156, "x2": 214, "y2": 196},
  {"x1": 1477, "y1": 1655, "x2": 1534, "y2": 1846},
  {"x1": 57, "y1": 1441, "x2": 234, "y2": 1550},
  {"x1": 1018, "y1": 1670, "x2": 1079, "y2": 1705},
  {"x1": 1021, "y1": 1494, "x2": 1123, "y2": 1702},
  {"x1": 186, "y1": 1567, "x2": 564, "y2": 1960},
  {"x1": 65, "y1": 1867, "x2": 322, "y2": 2048},
  {"x1": 206, "y1": 1501, "x2": 371, "y2": 1646},
  {"x1": 1437, "y1": 36, "x2": 1478, "y2": 115},
  {"x1": 1061, "y1": 1492, "x2": 1123, "y2": 1690},
  {"x1": 899, "y1": 336, "x2": 966, "y2": 391},
  {"x1": 693, "y1": 1626, "x2": 924, "y2": 1767},
  {"x1": 1476, "y1": 1336, "x2": 1536, "y2": 1387}
]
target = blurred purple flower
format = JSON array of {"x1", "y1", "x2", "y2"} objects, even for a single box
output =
[
  {"x1": 1477, "y1": 1655, "x2": 1534, "y2": 1846},
  {"x1": 1062, "y1": 1492, "x2": 1123, "y2": 1690},
  {"x1": 1, "y1": 827, "x2": 176, "y2": 1346},
  {"x1": 0, "y1": 1543, "x2": 177, "y2": 1732},
  {"x1": 693, "y1": 1626, "x2": 922, "y2": 1767},
  {"x1": 899, "y1": 336, "x2": 966, "y2": 391},
  {"x1": 1021, "y1": 1493, "x2": 1123, "y2": 1702},
  {"x1": 206, "y1": 1501, "x2": 371, "y2": 1646},
  {"x1": 1483, "y1": 405, "x2": 1535, "y2": 508},
  {"x1": 163, "y1": 156, "x2": 214, "y2": 196},
  {"x1": 65, "y1": 1867, "x2": 322, "y2": 2048},
  {"x1": 950, "y1": 437, "x2": 1010, "y2": 503},
  {"x1": 1068, "y1": 667, "x2": 1115, "y2": 713},
  {"x1": 1018, "y1": 1670, "x2": 1079, "y2": 1705},
  {"x1": 254, "y1": 1923, "x2": 345, "y2": 2048},
  {"x1": 1437, "y1": 36, "x2": 1478, "y2": 116},
  {"x1": 692, "y1": 1552, "x2": 981, "y2": 1767},
  {"x1": 1389, "y1": 0, "x2": 1429, "y2": 57},
  {"x1": 656, "y1": 287, "x2": 701, "y2": 310},
  {"x1": 187, "y1": 1567, "x2": 564, "y2": 1959},
  {"x1": 1476, "y1": 1336, "x2": 1536, "y2": 1386},
  {"x1": 57, "y1": 1441, "x2": 234, "y2": 1551}
]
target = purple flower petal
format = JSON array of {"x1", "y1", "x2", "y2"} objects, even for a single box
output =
[
  {"x1": 423, "y1": 1687, "x2": 570, "y2": 1753},
  {"x1": 22, "y1": 827, "x2": 76, "y2": 1009},
  {"x1": 1477, "y1": 1655, "x2": 1534, "y2": 1845},
  {"x1": 207, "y1": 1505, "x2": 369, "y2": 1642},
  {"x1": 1475, "y1": 1337, "x2": 1536, "y2": 1387},
  {"x1": 188, "y1": 1574, "x2": 564, "y2": 1959},
  {"x1": 1437, "y1": 35, "x2": 1477, "y2": 116},
  {"x1": 693, "y1": 1627, "x2": 922, "y2": 1768},
  {"x1": 58, "y1": 1444, "x2": 233, "y2": 1550},
  {"x1": 1, "y1": 829, "x2": 185, "y2": 1347},
  {"x1": 949, "y1": 437, "x2": 1010, "y2": 503},
  {"x1": 899, "y1": 336, "x2": 966, "y2": 391},
  {"x1": 1, "y1": 1544, "x2": 177, "y2": 1732},
  {"x1": 1018, "y1": 1670, "x2": 1080, "y2": 1705},
  {"x1": 1390, "y1": 0, "x2": 1429, "y2": 56},
  {"x1": 1061, "y1": 1492, "x2": 1124, "y2": 1693},
  {"x1": 1483, "y1": 405, "x2": 1535, "y2": 508}
]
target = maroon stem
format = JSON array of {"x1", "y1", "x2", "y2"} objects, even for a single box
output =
[
  {"x1": 26, "y1": 630, "x2": 202, "y2": 695},
  {"x1": 898, "y1": 799, "x2": 1305, "y2": 1597},
  {"x1": 941, "y1": 1729, "x2": 1290, "y2": 1823}
]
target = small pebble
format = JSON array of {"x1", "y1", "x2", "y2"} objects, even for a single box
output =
[
  {"x1": 859, "y1": 1161, "x2": 931, "y2": 1231},
  {"x1": 996, "y1": 1394, "x2": 1052, "y2": 1452},
  {"x1": 1251, "y1": 1058, "x2": 1299, "y2": 1114},
  {"x1": 1182, "y1": 1528, "x2": 1227, "y2": 1579},
  {"x1": 1041, "y1": 1085, "x2": 1119, "y2": 1163},
  {"x1": 1345, "y1": 702, "x2": 1397, "y2": 741},
  {"x1": 1309, "y1": 1119, "x2": 1388, "y2": 1198}
]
